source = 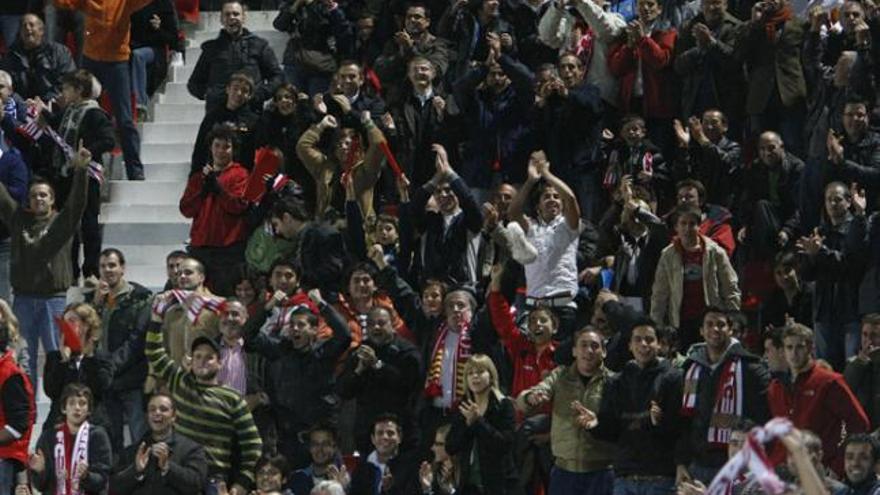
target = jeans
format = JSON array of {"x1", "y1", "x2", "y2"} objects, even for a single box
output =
[
  {"x1": 0, "y1": 15, "x2": 20, "y2": 49},
  {"x1": 548, "y1": 467, "x2": 614, "y2": 495},
  {"x1": 105, "y1": 388, "x2": 147, "y2": 454},
  {"x1": 0, "y1": 458, "x2": 15, "y2": 495},
  {"x1": 613, "y1": 477, "x2": 676, "y2": 495},
  {"x1": 13, "y1": 295, "x2": 66, "y2": 388},
  {"x1": 0, "y1": 238, "x2": 10, "y2": 301},
  {"x1": 815, "y1": 320, "x2": 861, "y2": 371},
  {"x1": 130, "y1": 46, "x2": 158, "y2": 107},
  {"x1": 82, "y1": 57, "x2": 144, "y2": 179}
]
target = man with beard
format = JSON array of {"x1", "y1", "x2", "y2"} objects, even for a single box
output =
[
  {"x1": 110, "y1": 393, "x2": 208, "y2": 495},
  {"x1": 146, "y1": 298, "x2": 262, "y2": 495},
  {"x1": 840, "y1": 434, "x2": 880, "y2": 495},
  {"x1": 338, "y1": 306, "x2": 421, "y2": 454}
]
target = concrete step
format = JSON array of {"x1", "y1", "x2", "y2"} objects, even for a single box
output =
[
  {"x1": 140, "y1": 122, "x2": 201, "y2": 143},
  {"x1": 153, "y1": 102, "x2": 205, "y2": 122},
  {"x1": 103, "y1": 244, "x2": 188, "y2": 266},
  {"x1": 104, "y1": 222, "x2": 191, "y2": 245},
  {"x1": 144, "y1": 161, "x2": 191, "y2": 181},
  {"x1": 158, "y1": 86, "x2": 202, "y2": 105},
  {"x1": 108, "y1": 180, "x2": 187, "y2": 205},
  {"x1": 142, "y1": 142, "x2": 195, "y2": 163},
  {"x1": 101, "y1": 204, "x2": 190, "y2": 223}
]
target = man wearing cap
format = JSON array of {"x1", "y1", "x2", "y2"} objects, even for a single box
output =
[
  {"x1": 145, "y1": 295, "x2": 262, "y2": 495},
  {"x1": 244, "y1": 288, "x2": 351, "y2": 470}
]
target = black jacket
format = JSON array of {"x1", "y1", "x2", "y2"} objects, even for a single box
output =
[
  {"x1": 111, "y1": 430, "x2": 208, "y2": 495},
  {"x1": 244, "y1": 304, "x2": 352, "y2": 435},
  {"x1": 672, "y1": 136, "x2": 742, "y2": 208},
  {"x1": 594, "y1": 358, "x2": 684, "y2": 477},
  {"x1": 85, "y1": 282, "x2": 153, "y2": 392},
  {"x1": 337, "y1": 336, "x2": 422, "y2": 452},
  {"x1": 411, "y1": 175, "x2": 483, "y2": 286},
  {"x1": 0, "y1": 40, "x2": 76, "y2": 101},
  {"x1": 845, "y1": 355, "x2": 880, "y2": 428},
  {"x1": 43, "y1": 352, "x2": 114, "y2": 430},
  {"x1": 350, "y1": 450, "x2": 421, "y2": 495},
  {"x1": 187, "y1": 29, "x2": 283, "y2": 106},
  {"x1": 736, "y1": 154, "x2": 804, "y2": 236},
  {"x1": 190, "y1": 104, "x2": 259, "y2": 173},
  {"x1": 33, "y1": 423, "x2": 112, "y2": 495},
  {"x1": 273, "y1": 0, "x2": 354, "y2": 68},
  {"x1": 676, "y1": 342, "x2": 770, "y2": 470},
  {"x1": 801, "y1": 215, "x2": 863, "y2": 325},
  {"x1": 847, "y1": 212, "x2": 880, "y2": 315},
  {"x1": 539, "y1": 82, "x2": 605, "y2": 181},
  {"x1": 446, "y1": 394, "x2": 518, "y2": 494}
]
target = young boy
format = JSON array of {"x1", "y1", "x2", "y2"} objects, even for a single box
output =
[{"x1": 29, "y1": 383, "x2": 112, "y2": 495}]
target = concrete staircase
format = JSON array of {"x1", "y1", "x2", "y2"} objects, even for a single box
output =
[{"x1": 100, "y1": 10, "x2": 288, "y2": 291}]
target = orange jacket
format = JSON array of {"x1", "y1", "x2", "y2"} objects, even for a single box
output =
[{"x1": 54, "y1": 0, "x2": 154, "y2": 62}]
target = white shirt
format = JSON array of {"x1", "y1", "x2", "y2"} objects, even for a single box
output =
[
  {"x1": 434, "y1": 329, "x2": 461, "y2": 409},
  {"x1": 523, "y1": 214, "x2": 580, "y2": 299}
]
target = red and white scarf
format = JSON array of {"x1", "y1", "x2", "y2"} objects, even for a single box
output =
[
  {"x1": 54, "y1": 421, "x2": 90, "y2": 495},
  {"x1": 151, "y1": 289, "x2": 225, "y2": 324},
  {"x1": 681, "y1": 358, "x2": 743, "y2": 447},
  {"x1": 17, "y1": 106, "x2": 105, "y2": 183},
  {"x1": 424, "y1": 321, "x2": 472, "y2": 403},
  {"x1": 706, "y1": 418, "x2": 792, "y2": 495}
]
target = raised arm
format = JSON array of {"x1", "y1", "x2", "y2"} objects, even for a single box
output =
[{"x1": 536, "y1": 151, "x2": 580, "y2": 229}]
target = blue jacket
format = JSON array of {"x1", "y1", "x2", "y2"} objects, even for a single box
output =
[{"x1": 0, "y1": 146, "x2": 30, "y2": 241}]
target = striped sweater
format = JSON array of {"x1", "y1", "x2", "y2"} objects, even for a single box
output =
[{"x1": 145, "y1": 321, "x2": 262, "y2": 488}]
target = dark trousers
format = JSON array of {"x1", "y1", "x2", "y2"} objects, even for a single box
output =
[
  {"x1": 57, "y1": 175, "x2": 102, "y2": 280},
  {"x1": 83, "y1": 57, "x2": 144, "y2": 179},
  {"x1": 549, "y1": 467, "x2": 614, "y2": 495},
  {"x1": 748, "y1": 199, "x2": 783, "y2": 259}
]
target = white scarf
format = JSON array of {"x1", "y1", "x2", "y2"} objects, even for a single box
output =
[
  {"x1": 706, "y1": 418, "x2": 792, "y2": 495},
  {"x1": 54, "y1": 421, "x2": 90, "y2": 495}
]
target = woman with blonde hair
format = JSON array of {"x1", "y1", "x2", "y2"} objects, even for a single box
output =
[
  {"x1": 42, "y1": 302, "x2": 113, "y2": 429},
  {"x1": 446, "y1": 354, "x2": 518, "y2": 494},
  {"x1": 0, "y1": 298, "x2": 28, "y2": 369}
]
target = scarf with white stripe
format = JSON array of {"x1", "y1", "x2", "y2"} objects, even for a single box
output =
[
  {"x1": 17, "y1": 105, "x2": 105, "y2": 183},
  {"x1": 706, "y1": 418, "x2": 792, "y2": 495},
  {"x1": 54, "y1": 421, "x2": 90, "y2": 495},
  {"x1": 681, "y1": 357, "x2": 744, "y2": 447},
  {"x1": 151, "y1": 289, "x2": 225, "y2": 324}
]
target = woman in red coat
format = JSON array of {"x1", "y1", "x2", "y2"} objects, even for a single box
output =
[{"x1": 608, "y1": 0, "x2": 677, "y2": 155}]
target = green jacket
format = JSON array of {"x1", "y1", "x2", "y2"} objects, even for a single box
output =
[
  {"x1": 0, "y1": 167, "x2": 87, "y2": 296},
  {"x1": 517, "y1": 364, "x2": 617, "y2": 473}
]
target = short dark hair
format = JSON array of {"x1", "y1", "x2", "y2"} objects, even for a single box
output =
[
  {"x1": 574, "y1": 325, "x2": 605, "y2": 348},
  {"x1": 269, "y1": 258, "x2": 301, "y2": 278},
  {"x1": 345, "y1": 262, "x2": 377, "y2": 290},
  {"x1": 270, "y1": 196, "x2": 310, "y2": 222},
  {"x1": 206, "y1": 123, "x2": 240, "y2": 152},
  {"x1": 676, "y1": 179, "x2": 707, "y2": 203},
  {"x1": 702, "y1": 307, "x2": 731, "y2": 326},
  {"x1": 619, "y1": 114, "x2": 646, "y2": 131},
  {"x1": 308, "y1": 422, "x2": 340, "y2": 445},
  {"x1": 28, "y1": 176, "x2": 55, "y2": 196},
  {"x1": 774, "y1": 251, "x2": 799, "y2": 271},
  {"x1": 764, "y1": 325, "x2": 784, "y2": 349},
  {"x1": 372, "y1": 413, "x2": 402, "y2": 436},
  {"x1": 656, "y1": 325, "x2": 679, "y2": 346},
  {"x1": 629, "y1": 316, "x2": 657, "y2": 335},
  {"x1": 782, "y1": 323, "x2": 815, "y2": 346},
  {"x1": 406, "y1": 3, "x2": 432, "y2": 18},
  {"x1": 60, "y1": 383, "x2": 94, "y2": 416},
  {"x1": 256, "y1": 453, "x2": 289, "y2": 476},
  {"x1": 146, "y1": 392, "x2": 176, "y2": 411},
  {"x1": 227, "y1": 72, "x2": 254, "y2": 93},
  {"x1": 672, "y1": 204, "x2": 702, "y2": 225},
  {"x1": 99, "y1": 248, "x2": 126, "y2": 266},
  {"x1": 166, "y1": 250, "x2": 188, "y2": 262},
  {"x1": 702, "y1": 108, "x2": 728, "y2": 125},
  {"x1": 61, "y1": 69, "x2": 95, "y2": 98}
]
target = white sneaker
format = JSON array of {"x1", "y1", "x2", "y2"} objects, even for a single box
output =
[{"x1": 170, "y1": 52, "x2": 184, "y2": 67}]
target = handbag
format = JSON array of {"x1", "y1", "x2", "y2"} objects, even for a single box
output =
[{"x1": 538, "y1": 0, "x2": 575, "y2": 49}]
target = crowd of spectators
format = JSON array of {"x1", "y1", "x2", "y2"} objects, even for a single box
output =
[{"x1": 2, "y1": 0, "x2": 880, "y2": 493}]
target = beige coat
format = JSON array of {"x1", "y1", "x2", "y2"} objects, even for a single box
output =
[
  {"x1": 516, "y1": 365, "x2": 616, "y2": 473},
  {"x1": 650, "y1": 236, "x2": 740, "y2": 329}
]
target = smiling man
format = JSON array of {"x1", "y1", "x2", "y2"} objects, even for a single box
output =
[
  {"x1": 146, "y1": 300, "x2": 262, "y2": 495},
  {"x1": 110, "y1": 393, "x2": 208, "y2": 495},
  {"x1": 350, "y1": 414, "x2": 420, "y2": 495},
  {"x1": 768, "y1": 323, "x2": 869, "y2": 477},
  {"x1": 675, "y1": 308, "x2": 769, "y2": 486}
]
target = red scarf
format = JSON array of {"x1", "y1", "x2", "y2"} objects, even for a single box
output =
[
  {"x1": 764, "y1": 5, "x2": 793, "y2": 43},
  {"x1": 424, "y1": 321, "x2": 472, "y2": 403}
]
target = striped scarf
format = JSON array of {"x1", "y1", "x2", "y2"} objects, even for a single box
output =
[
  {"x1": 681, "y1": 357, "x2": 743, "y2": 447},
  {"x1": 424, "y1": 321, "x2": 472, "y2": 404},
  {"x1": 151, "y1": 289, "x2": 225, "y2": 324},
  {"x1": 17, "y1": 104, "x2": 105, "y2": 183},
  {"x1": 54, "y1": 421, "x2": 90, "y2": 495},
  {"x1": 706, "y1": 418, "x2": 792, "y2": 495}
]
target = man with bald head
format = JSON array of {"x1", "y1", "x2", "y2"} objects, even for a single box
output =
[
  {"x1": 0, "y1": 13, "x2": 76, "y2": 101},
  {"x1": 735, "y1": 131, "x2": 804, "y2": 259}
]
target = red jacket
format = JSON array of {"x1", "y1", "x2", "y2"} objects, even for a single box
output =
[
  {"x1": 179, "y1": 163, "x2": 249, "y2": 247},
  {"x1": 607, "y1": 29, "x2": 677, "y2": 119},
  {"x1": 0, "y1": 350, "x2": 34, "y2": 465},
  {"x1": 768, "y1": 363, "x2": 869, "y2": 477},
  {"x1": 487, "y1": 292, "x2": 557, "y2": 402}
]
